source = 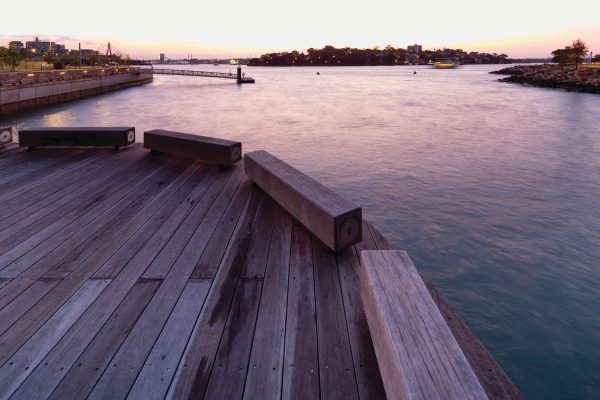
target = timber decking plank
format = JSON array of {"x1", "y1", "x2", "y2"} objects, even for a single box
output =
[
  {"x1": 189, "y1": 177, "x2": 253, "y2": 280},
  {"x1": 0, "y1": 152, "x2": 154, "y2": 256},
  {"x1": 312, "y1": 239, "x2": 360, "y2": 400},
  {"x1": 90, "y1": 165, "x2": 230, "y2": 279},
  {"x1": 0, "y1": 147, "x2": 141, "y2": 224},
  {"x1": 0, "y1": 152, "x2": 85, "y2": 195},
  {"x1": 0, "y1": 278, "x2": 61, "y2": 335},
  {"x1": 0, "y1": 152, "x2": 69, "y2": 182},
  {"x1": 42, "y1": 160, "x2": 187, "y2": 279},
  {"x1": 0, "y1": 279, "x2": 9, "y2": 290},
  {"x1": 203, "y1": 195, "x2": 277, "y2": 400},
  {"x1": 9, "y1": 164, "x2": 206, "y2": 399},
  {"x1": 165, "y1": 188, "x2": 264, "y2": 399},
  {"x1": 46, "y1": 280, "x2": 161, "y2": 400},
  {"x1": 0, "y1": 279, "x2": 110, "y2": 399},
  {"x1": 243, "y1": 207, "x2": 293, "y2": 400},
  {"x1": 333, "y1": 222, "x2": 386, "y2": 399},
  {"x1": 0, "y1": 155, "x2": 166, "y2": 276},
  {"x1": 139, "y1": 163, "x2": 244, "y2": 280},
  {"x1": 0, "y1": 151, "x2": 98, "y2": 207},
  {"x1": 0, "y1": 162, "x2": 188, "y2": 357},
  {"x1": 88, "y1": 167, "x2": 241, "y2": 398},
  {"x1": 282, "y1": 223, "x2": 320, "y2": 400},
  {"x1": 127, "y1": 279, "x2": 212, "y2": 400}
]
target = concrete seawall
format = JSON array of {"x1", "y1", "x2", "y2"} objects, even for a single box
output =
[{"x1": 0, "y1": 68, "x2": 153, "y2": 116}]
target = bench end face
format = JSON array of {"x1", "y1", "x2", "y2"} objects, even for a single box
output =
[{"x1": 0, "y1": 127, "x2": 13, "y2": 145}]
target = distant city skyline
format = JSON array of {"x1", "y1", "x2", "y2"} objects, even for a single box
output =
[{"x1": 2, "y1": 0, "x2": 598, "y2": 59}]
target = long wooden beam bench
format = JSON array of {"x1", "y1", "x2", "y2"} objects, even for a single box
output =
[
  {"x1": 144, "y1": 129, "x2": 242, "y2": 168},
  {"x1": 360, "y1": 250, "x2": 488, "y2": 400},
  {"x1": 19, "y1": 127, "x2": 135, "y2": 151},
  {"x1": 0, "y1": 127, "x2": 13, "y2": 147},
  {"x1": 244, "y1": 150, "x2": 361, "y2": 252}
]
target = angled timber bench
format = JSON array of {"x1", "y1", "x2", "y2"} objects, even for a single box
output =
[
  {"x1": 19, "y1": 127, "x2": 136, "y2": 151},
  {"x1": 360, "y1": 250, "x2": 488, "y2": 400},
  {"x1": 144, "y1": 129, "x2": 242, "y2": 168},
  {"x1": 245, "y1": 150, "x2": 361, "y2": 252}
]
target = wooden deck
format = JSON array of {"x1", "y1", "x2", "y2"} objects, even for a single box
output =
[{"x1": 0, "y1": 144, "x2": 520, "y2": 399}]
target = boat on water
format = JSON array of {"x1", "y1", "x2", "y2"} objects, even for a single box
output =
[{"x1": 433, "y1": 59, "x2": 459, "y2": 69}]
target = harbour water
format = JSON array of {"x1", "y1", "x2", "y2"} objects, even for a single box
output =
[{"x1": 2, "y1": 64, "x2": 600, "y2": 399}]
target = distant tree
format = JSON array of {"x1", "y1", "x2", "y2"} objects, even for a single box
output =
[
  {"x1": 552, "y1": 47, "x2": 573, "y2": 67},
  {"x1": 0, "y1": 47, "x2": 22, "y2": 71},
  {"x1": 87, "y1": 53, "x2": 98, "y2": 66},
  {"x1": 570, "y1": 39, "x2": 588, "y2": 69},
  {"x1": 593, "y1": 54, "x2": 600, "y2": 62},
  {"x1": 552, "y1": 39, "x2": 589, "y2": 69}
]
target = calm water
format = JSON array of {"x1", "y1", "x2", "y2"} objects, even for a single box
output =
[{"x1": 3, "y1": 65, "x2": 600, "y2": 399}]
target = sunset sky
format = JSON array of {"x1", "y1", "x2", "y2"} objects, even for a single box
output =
[{"x1": 2, "y1": 0, "x2": 599, "y2": 59}]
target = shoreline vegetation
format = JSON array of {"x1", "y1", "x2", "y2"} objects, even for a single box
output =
[
  {"x1": 490, "y1": 64, "x2": 600, "y2": 93},
  {"x1": 247, "y1": 45, "x2": 510, "y2": 66}
]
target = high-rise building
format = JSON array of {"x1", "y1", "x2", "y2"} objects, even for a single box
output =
[
  {"x1": 407, "y1": 44, "x2": 422, "y2": 54},
  {"x1": 160, "y1": 53, "x2": 165, "y2": 62}
]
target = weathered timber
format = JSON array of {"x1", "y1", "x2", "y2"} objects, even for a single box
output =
[
  {"x1": 144, "y1": 129, "x2": 242, "y2": 168},
  {"x1": 0, "y1": 126, "x2": 13, "y2": 147},
  {"x1": 244, "y1": 150, "x2": 361, "y2": 252},
  {"x1": 360, "y1": 250, "x2": 488, "y2": 400},
  {"x1": 19, "y1": 127, "x2": 136, "y2": 150}
]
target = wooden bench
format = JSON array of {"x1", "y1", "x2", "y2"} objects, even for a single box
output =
[
  {"x1": 19, "y1": 127, "x2": 136, "y2": 151},
  {"x1": 244, "y1": 150, "x2": 361, "y2": 252},
  {"x1": 144, "y1": 129, "x2": 242, "y2": 168},
  {"x1": 360, "y1": 250, "x2": 488, "y2": 400},
  {"x1": 0, "y1": 127, "x2": 13, "y2": 147}
]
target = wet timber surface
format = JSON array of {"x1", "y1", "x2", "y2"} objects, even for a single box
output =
[{"x1": 0, "y1": 144, "x2": 518, "y2": 399}]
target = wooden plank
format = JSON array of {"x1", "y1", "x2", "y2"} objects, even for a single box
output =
[
  {"x1": 360, "y1": 250, "x2": 488, "y2": 400},
  {"x1": 281, "y1": 222, "x2": 319, "y2": 400},
  {"x1": 245, "y1": 150, "x2": 361, "y2": 252},
  {"x1": 0, "y1": 161, "x2": 184, "y2": 352},
  {"x1": 202, "y1": 195, "x2": 277, "y2": 400},
  {"x1": 0, "y1": 147, "x2": 139, "y2": 222},
  {"x1": 312, "y1": 239, "x2": 360, "y2": 400},
  {"x1": 189, "y1": 177, "x2": 253, "y2": 280},
  {"x1": 165, "y1": 188, "x2": 264, "y2": 399},
  {"x1": 0, "y1": 151, "x2": 93, "y2": 203},
  {"x1": 127, "y1": 279, "x2": 212, "y2": 400},
  {"x1": 0, "y1": 151, "x2": 153, "y2": 256},
  {"x1": 144, "y1": 129, "x2": 242, "y2": 168},
  {"x1": 0, "y1": 278, "x2": 110, "y2": 399},
  {"x1": 140, "y1": 163, "x2": 245, "y2": 280},
  {"x1": 243, "y1": 207, "x2": 292, "y2": 400},
  {"x1": 364, "y1": 223, "x2": 522, "y2": 400},
  {"x1": 45, "y1": 279, "x2": 161, "y2": 400},
  {"x1": 0, "y1": 278, "x2": 61, "y2": 336},
  {"x1": 42, "y1": 161, "x2": 187, "y2": 279},
  {"x1": 0, "y1": 152, "x2": 82, "y2": 189},
  {"x1": 19, "y1": 127, "x2": 135, "y2": 150},
  {"x1": 333, "y1": 222, "x2": 386, "y2": 399},
  {"x1": 92, "y1": 165, "x2": 238, "y2": 279},
  {"x1": 6, "y1": 164, "x2": 206, "y2": 399},
  {"x1": 91, "y1": 183, "x2": 271, "y2": 400}
]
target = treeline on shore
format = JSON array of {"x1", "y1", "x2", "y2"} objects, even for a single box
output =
[{"x1": 248, "y1": 45, "x2": 510, "y2": 66}]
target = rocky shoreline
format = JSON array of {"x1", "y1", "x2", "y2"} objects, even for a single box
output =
[{"x1": 490, "y1": 64, "x2": 600, "y2": 93}]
